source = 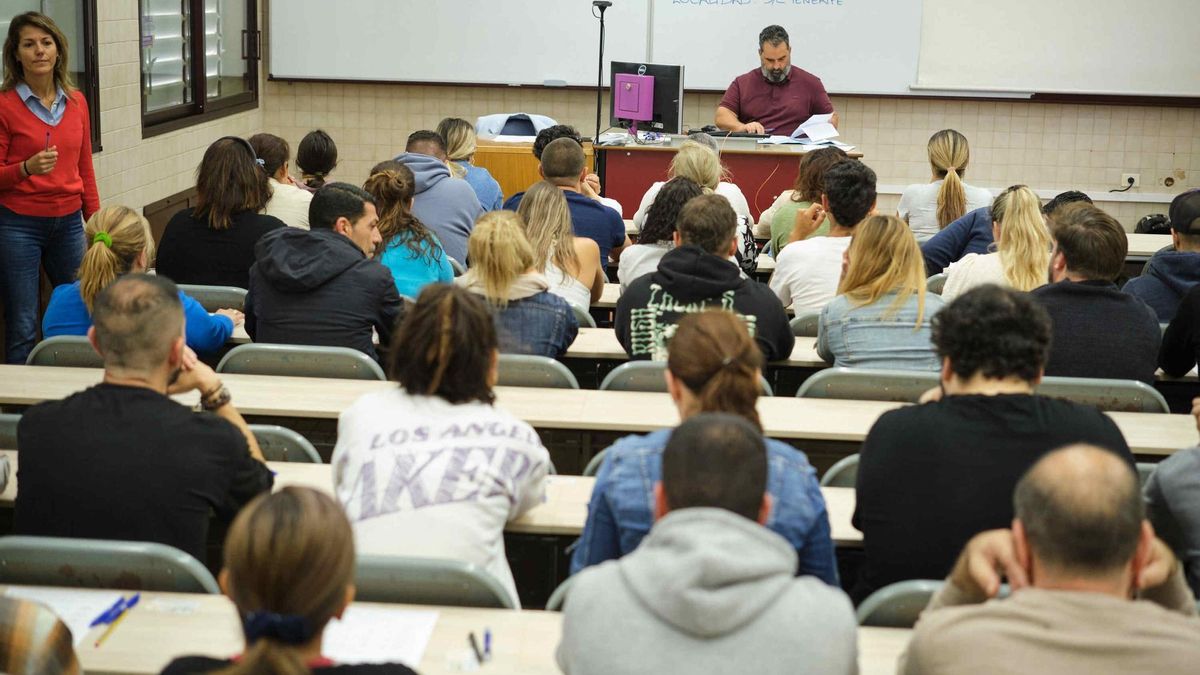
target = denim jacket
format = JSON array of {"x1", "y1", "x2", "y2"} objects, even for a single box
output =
[
  {"x1": 570, "y1": 428, "x2": 839, "y2": 585},
  {"x1": 493, "y1": 290, "x2": 579, "y2": 358},
  {"x1": 817, "y1": 291, "x2": 944, "y2": 371}
]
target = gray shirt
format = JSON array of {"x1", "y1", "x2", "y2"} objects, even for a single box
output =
[{"x1": 1145, "y1": 446, "x2": 1200, "y2": 597}]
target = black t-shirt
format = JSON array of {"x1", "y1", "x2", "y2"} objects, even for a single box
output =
[
  {"x1": 161, "y1": 656, "x2": 418, "y2": 675},
  {"x1": 157, "y1": 207, "x2": 286, "y2": 289},
  {"x1": 1160, "y1": 282, "x2": 1200, "y2": 377},
  {"x1": 15, "y1": 384, "x2": 274, "y2": 561},
  {"x1": 851, "y1": 393, "x2": 1133, "y2": 603}
]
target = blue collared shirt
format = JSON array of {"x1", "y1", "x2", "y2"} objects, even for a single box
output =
[{"x1": 15, "y1": 82, "x2": 67, "y2": 126}]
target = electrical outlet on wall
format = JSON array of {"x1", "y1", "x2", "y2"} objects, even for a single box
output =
[{"x1": 1121, "y1": 173, "x2": 1140, "y2": 188}]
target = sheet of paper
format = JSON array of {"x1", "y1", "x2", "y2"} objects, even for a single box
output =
[
  {"x1": 757, "y1": 135, "x2": 804, "y2": 145},
  {"x1": 488, "y1": 135, "x2": 538, "y2": 143},
  {"x1": 791, "y1": 113, "x2": 840, "y2": 142},
  {"x1": 323, "y1": 605, "x2": 439, "y2": 667},
  {"x1": 5, "y1": 587, "x2": 124, "y2": 646}
]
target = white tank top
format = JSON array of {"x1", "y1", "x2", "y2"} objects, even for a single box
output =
[{"x1": 544, "y1": 261, "x2": 592, "y2": 311}]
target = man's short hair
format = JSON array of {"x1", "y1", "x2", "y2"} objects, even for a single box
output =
[
  {"x1": 932, "y1": 284, "x2": 1052, "y2": 383},
  {"x1": 1014, "y1": 444, "x2": 1143, "y2": 575},
  {"x1": 758, "y1": 25, "x2": 789, "y2": 49},
  {"x1": 540, "y1": 138, "x2": 586, "y2": 182},
  {"x1": 677, "y1": 194, "x2": 737, "y2": 255},
  {"x1": 309, "y1": 182, "x2": 375, "y2": 231},
  {"x1": 662, "y1": 413, "x2": 767, "y2": 521},
  {"x1": 405, "y1": 130, "x2": 446, "y2": 156},
  {"x1": 1049, "y1": 203, "x2": 1127, "y2": 281},
  {"x1": 823, "y1": 160, "x2": 877, "y2": 229},
  {"x1": 92, "y1": 274, "x2": 183, "y2": 371},
  {"x1": 1042, "y1": 190, "x2": 1092, "y2": 216},
  {"x1": 533, "y1": 124, "x2": 583, "y2": 159}
]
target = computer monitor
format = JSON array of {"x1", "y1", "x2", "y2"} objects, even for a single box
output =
[{"x1": 609, "y1": 61, "x2": 684, "y2": 134}]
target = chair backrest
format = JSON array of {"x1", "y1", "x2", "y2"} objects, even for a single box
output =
[
  {"x1": 496, "y1": 354, "x2": 580, "y2": 389},
  {"x1": 582, "y1": 448, "x2": 609, "y2": 477},
  {"x1": 25, "y1": 336, "x2": 103, "y2": 368},
  {"x1": 249, "y1": 424, "x2": 322, "y2": 463},
  {"x1": 176, "y1": 284, "x2": 248, "y2": 312},
  {"x1": 545, "y1": 575, "x2": 577, "y2": 612},
  {"x1": 217, "y1": 344, "x2": 386, "y2": 381},
  {"x1": 789, "y1": 310, "x2": 821, "y2": 337},
  {"x1": 926, "y1": 273, "x2": 948, "y2": 295},
  {"x1": 820, "y1": 453, "x2": 860, "y2": 488},
  {"x1": 0, "y1": 536, "x2": 219, "y2": 594},
  {"x1": 0, "y1": 413, "x2": 18, "y2": 450},
  {"x1": 448, "y1": 258, "x2": 466, "y2": 277},
  {"x1": 600, "y1": 361, "x2": 774, "y2": 396},
  {"x1": 856, "y1": 579, "x2": 944, "y2": 628},
  {"x1": 354, "y1": 555, "x2": 515, "y2": 608},
  {"x1": 571, "y1": 304, "x2": 597, "y2": 328},
  {"x1": 1034, "y1": 377, "x2": 1170, "y2": 414},
  {"x1": 1136, "y1": 461, "x2": 1157, "y2": 488}
]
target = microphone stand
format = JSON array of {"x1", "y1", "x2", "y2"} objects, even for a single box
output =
[{"x1": 593, "y1": 1, "x2": 612, "y2": 142}]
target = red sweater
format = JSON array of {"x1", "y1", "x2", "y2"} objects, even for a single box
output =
[{"x1": 0, "y1": 89, "x2": 99, "y2": 219}]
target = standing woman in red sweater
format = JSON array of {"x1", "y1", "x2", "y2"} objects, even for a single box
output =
[{"x1": 0, "y1": 12, "x2": 98, "y2": 363}]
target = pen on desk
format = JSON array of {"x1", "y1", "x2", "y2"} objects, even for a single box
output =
[
  {"x1": 94, "y1": 593, "x2": 140, "y2": 647},
  {"x1": 468, "y1": 631, "x2": 485, "y2": 664},
  {"x1": 88, "y1": 595, "x2": 126, "y2": 628},
  {"x1": 484, "y1": 628, "x2": 492, "y2": 660}
]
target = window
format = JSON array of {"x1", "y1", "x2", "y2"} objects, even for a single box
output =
[
  {"x1": 139, "y1": 0, "x2": 258, "y2": 137},
  {"x1": 0, "y1": 1, "x2": 101, "y2": 148}
]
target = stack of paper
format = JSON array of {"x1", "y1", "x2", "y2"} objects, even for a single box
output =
[
  {"x1": 323, "y1": 605, "x2": 440, "y2": 667},
  {"x1": 758, "y1": 114, "x2": 854, "y2": 151}
]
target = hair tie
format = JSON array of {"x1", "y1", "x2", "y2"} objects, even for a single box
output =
[
  {"x1": 92, "y1": 231, "x2": 112, "y2": 248},
  {"x1": 720, "y1": 356, "x2": 734, "y2": 368},
  {"x1": 242, "y1": 611, "x2": 316, "y2": 645},
  {"x1": 255, "y1": 158, "x2": 266, "y2": 168}
]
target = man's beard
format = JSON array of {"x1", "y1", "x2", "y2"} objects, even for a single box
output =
[{"x1": 762, "y1": 66, "x2": 788, "y2": 83}]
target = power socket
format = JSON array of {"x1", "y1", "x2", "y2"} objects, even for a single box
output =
[{"x1": 1121, "y1": 173, "x2": 1140, "y2": 188}]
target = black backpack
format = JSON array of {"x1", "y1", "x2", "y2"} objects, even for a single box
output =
[{"x1": 1135, "y1": 214, "x2": 1171, "y2": 235}]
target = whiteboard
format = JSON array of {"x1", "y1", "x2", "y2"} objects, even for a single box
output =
[{"x1": 268, "y1": 0, "x2": 650, "y2": 86}]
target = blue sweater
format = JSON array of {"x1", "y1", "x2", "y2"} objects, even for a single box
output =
[
  {"x1": 921, "y1": 207, "x2": 994, "y2": 277},
  {"x1": 42, "y1": 281, "x2": 234, "y2": 354},
  {"x1": 455, "y1": 160, "x2": 504, "y2": 211},
  {"x1": 378, "y1": 231, "x2": 454, "y2": 300}
]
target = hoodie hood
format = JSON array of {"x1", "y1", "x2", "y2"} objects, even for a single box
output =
[
  {"x1": 253, "y1": 227, "x2": 366, "y2": 293},
  {"x1": 649, "y1": 245, "x2": 745, "y2": 304},
  {"x1": 1142, "y1": 250, "x2": 1200, "y2": 297},
  {"x1": 618, "y1": 508, "x2": 798, "y2": 638},
  {"x1": 395, "y1": 152, "x2": 450, "y2": 195}
]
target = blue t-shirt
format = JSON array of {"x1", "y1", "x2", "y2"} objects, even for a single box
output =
[
  {"x1": 42, "y1": 281, "x2": 234, "y2": 354},
  {"x1": 505, "y1": 190, "x2": 626, "y2": 270},
  {"x1": 456, "y1": 161, "x2": 504, "y2": 211},
  {"x1": 378, "y1": 231, "x2": 454, "y2": 300}
]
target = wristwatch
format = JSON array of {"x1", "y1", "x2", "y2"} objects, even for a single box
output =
[{"x1": 200, "y1": 382, "x2": 232, "y2": 411}]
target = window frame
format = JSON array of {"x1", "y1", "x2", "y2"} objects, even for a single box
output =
[{"x1": 138, "y1": 0, "x2": 259, "y2": 139}]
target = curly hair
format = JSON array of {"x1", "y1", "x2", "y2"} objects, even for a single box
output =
[
  {"x1": 640, "y1": 177, "x2": 704, "y2": 245},
  {"x1": 790, "y1": 147, "x2": 848, "y2": 203},
  {"x1": 822, "y1": 160, "x2": 877, "y2": 229},
  {"x1": 533, "y1": 124, "x2": 583, "y2": 159},
  {"x1": 364, "y1": 162, "x2": 443, "y2": 265},
  {"x1": 931, "y1": 284, "x2": 1052, "y2": 383}
]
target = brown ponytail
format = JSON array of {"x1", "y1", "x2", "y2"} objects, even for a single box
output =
[
  {"x1": 363, "y1": 164, "x2": 443, "y2": 264},
  {"x1": 78, "y1": 206, "x2": 153, "y2": 312},
  {"x1": 667, "y1": 310, "x2": 765, "y2": 431}
]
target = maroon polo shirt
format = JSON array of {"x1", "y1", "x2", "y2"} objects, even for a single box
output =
[{"x1": 718, "y1": 65, "x2": 834, "y2": 135}]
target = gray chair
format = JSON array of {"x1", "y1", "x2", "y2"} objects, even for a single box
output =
[
  {"x1": 1136, "y1": 461, "x2": 1158, "y2": 488},
  {"x1": 855, "y1": 579, "x2": 943, "y2": 628},
  {"x1": 217, "y1": 344, "x2": 386, "y2": 381},
  {"x1": 789, "y1": 310, "x2": 821, "y2": 338},
  {"x1": 0, "y1": 536, "x2": 219, "y2": 594},
  {"x1": 25, "y1": 336, "x2": 103, "y2": 368},
  {"x1": 582, "y1": 448, "x2": 609, "y2": 477},
  {"x1": 545, "y1": 575, "x2": 577, "y2": 612},
  {"x1": 820, "y1": 453, "x2": 860, "y2": 488},
  {"x1": 600, "y1": 361, "x2": 774, "y2": 396},
  {"x1": 448, "y1": 258, "x2": 467, "y2": 277},
  {"x1": 354, "y1": 555, "x2": 515, "y2": 608},
  {"x1": 926, "y1": 273, "x2": 948, "y2": 295},
  {"x1": 0, "y1": 413, "x2": 18, "y2": 450},
  {"x1": 250, "y1": 424, "x2": 322, "y2": 463},
  {"x1": 571, "y1": 304, "x2": 597, "y2": 329},
  {"x1": 177, "y1": 284, "x2": 248, "y2": 312},
  {"x1": 497, "y1": 354, "x2": 580, "y2": 389}
]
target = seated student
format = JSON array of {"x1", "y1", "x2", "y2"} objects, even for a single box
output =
[
  {"x1": 1144, "y1": 402, "x2": 1200, "y2": 597},
  {"x1": 942, "y1": 185, "x2": 1050, "y2": 300},
  {"x1": 393, "y1": 130, "x2": 484, "y2": 266},
  {"x1": 921, "y1": 189, "x2": 1093, "y2": 277},
  {"x1": 249, "y1": 133, "x2": 314, "y2": 230},
  {"x1": 617, "y1": 177, "x2": 703, "y2": 289},
  {"x1": 161, "y1": 487, "x2": 418, "y2": 675},
  {"x1": 617, "y1": 194, "x2": 793, "y2": 361},
  {"x1": 769, "y1": 160, "x2": 877, "y2": 313},
  {"x1": 156, "y1": 137, "x2": 287, "y2": 289},
  {"x1": 0, "y1": 597, "x2": 79, "y2": 674},
  {"x1": 1034, "y1": 202, "x2": 1160, "y2": 384},
  {"x1": 517, "y1": 180, "x2": 604, "y2": 309},
  {"x1": 759, "y1": 146, "x2": 847, "y2": 255},
  {"x1": 331, "y1": 284, "x2": 550, "y2": 607},
  {"x1": 43, "y1": 205, "x2": 237, "y2": 355},
  {"x1": 512, "y1": 124, "x2": 624, "y2": 215},
  {"x1": 852, "y1": 285, "x2": 1133, "y2": 603},
  {"x1": 558, "y1": 413, "x2": 857, "y2": 675},
  {"x1": 901, "y1": 445, "x2": 1200, "y2": 674},
  {"x1": 16, "y1": 275, "x2": 272, "y2": 562},
  {"x1": 296, "y1": 129, "x2": 337, "y2": 193},
  {"x1": 1124, "y1": 189, "x2": 1200, "y2": 321},
  {"x1": 1160, "y1": 283, "x2": 1200, "y2": 377},
  {"x1": 504, "y1": 138, "x2": 629, "y2": 272},
  {"x1": 437, "y1": 117, "x2": 504, "y2": 211},
  {"x1": 631, "y1": 141, "x2": 757, "y2": 273},
  {"x1": 898, "y1": 129, "x2": 993, "y2": 242},
  {"x1": 818, "y1": 215, "x2": 943, "y2": 370},
  {"x1": 573, "y1": 310, "x2": 837, "y2": 583},
  {"x1": 364, "y1": 162, "x2": 453, "y2": 299},
  {"x1": 457, "y1": 210, "x2": 578, "y2": 358},
  {"x1": 245, "y1": 183, "x2": 402, "y2": 362}
]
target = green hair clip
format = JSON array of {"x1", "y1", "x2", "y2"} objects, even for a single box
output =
[{"x1": 92, "y1": 231, "x2": 113, "y2": 248}]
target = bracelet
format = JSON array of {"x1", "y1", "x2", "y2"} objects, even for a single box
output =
[
  {"x1": 200, "y1": 383, "x2": 232, "y2": 411},
  {"x1": 21, "y1": 160, "x2": 28, "y2": 176}
]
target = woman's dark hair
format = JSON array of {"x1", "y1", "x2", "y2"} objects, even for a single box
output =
[
  {"x1": 790, "y1": 146, "x2": 849, "y2": 203},
  {"x1": 364, "y1": 164, "x2": 442, "y2": 264},
  {"x1": 640, "y1": 177, "x2": 704, "y2": 245},
  {"x1": 931, "y1": 284, "x2": 1052, "y2": 383},
  {"x1": 194, "y1": 137, "x2": 270, "y2": 230},
  {"x1": 388, "y1": 284, "x2": 497, "y2": 405},
  {"x1": 248, "y1": 133, "x2": 290, "y2": 178},
  {"x1": 667, "y1": 310, "x2": 765, "y2": 431},
  {"x1": 296, "y1": 129, "x2": 338, "y2": 189}
]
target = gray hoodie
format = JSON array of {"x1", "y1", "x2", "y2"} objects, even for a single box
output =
[
  {"x1": 393, "y1": 152, "x2": 483, "y2": 266},
  {"x1": 557, "y1": 508, "x2": 858, "y2": 675}
]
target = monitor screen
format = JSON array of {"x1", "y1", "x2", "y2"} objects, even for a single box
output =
[{"x1": 609, "y1": 61, "x2": 684, "y2": 134}]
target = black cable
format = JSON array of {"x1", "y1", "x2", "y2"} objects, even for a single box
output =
[{"x1": 1109, "y1": 178, "x2": 1135, "y2": 193}]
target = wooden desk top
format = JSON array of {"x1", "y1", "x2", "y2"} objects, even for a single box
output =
[
  {"x1": 1126, "y1": 233, "x2": 1170, "y2": 258},
  {"x1": 0, "y1": 366, "x2": 1190, "y2": 455},
  {"x1": 566, "y1": 328, "x2": 827, "y2": 368}
]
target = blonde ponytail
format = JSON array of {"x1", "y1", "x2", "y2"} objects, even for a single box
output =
[
  {"x1": 464, "y1": 211, "x2": 536, "y2": 308},
  {"x1": 995, "y1": 186, "x2": 1051, "y2": 291},
  {"x1": 78, "y1": 206, "x2": 153, "y2": 312},
  {"x1": 928, "y1": 129, "x2": 971, "y2": 228}
]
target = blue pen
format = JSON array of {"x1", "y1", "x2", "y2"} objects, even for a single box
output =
[
  {"x1": 484, "y1": 628, "x2": 491, "y2": 660},
  {"x1": 89, "y1": 595, "x2": 127, "y2": 628}
]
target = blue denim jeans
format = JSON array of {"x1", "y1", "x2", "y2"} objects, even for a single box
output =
[{"x1": 0, "y1": 206, "x2": 84, "y2": 363}]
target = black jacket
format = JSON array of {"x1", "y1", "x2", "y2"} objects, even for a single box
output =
[
  {"x1": 245, "y1": 228, "x2": 403, "y2": 361},
  {"x1": 615, "y1": 245, "x2": 794, "y2": 361}
]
